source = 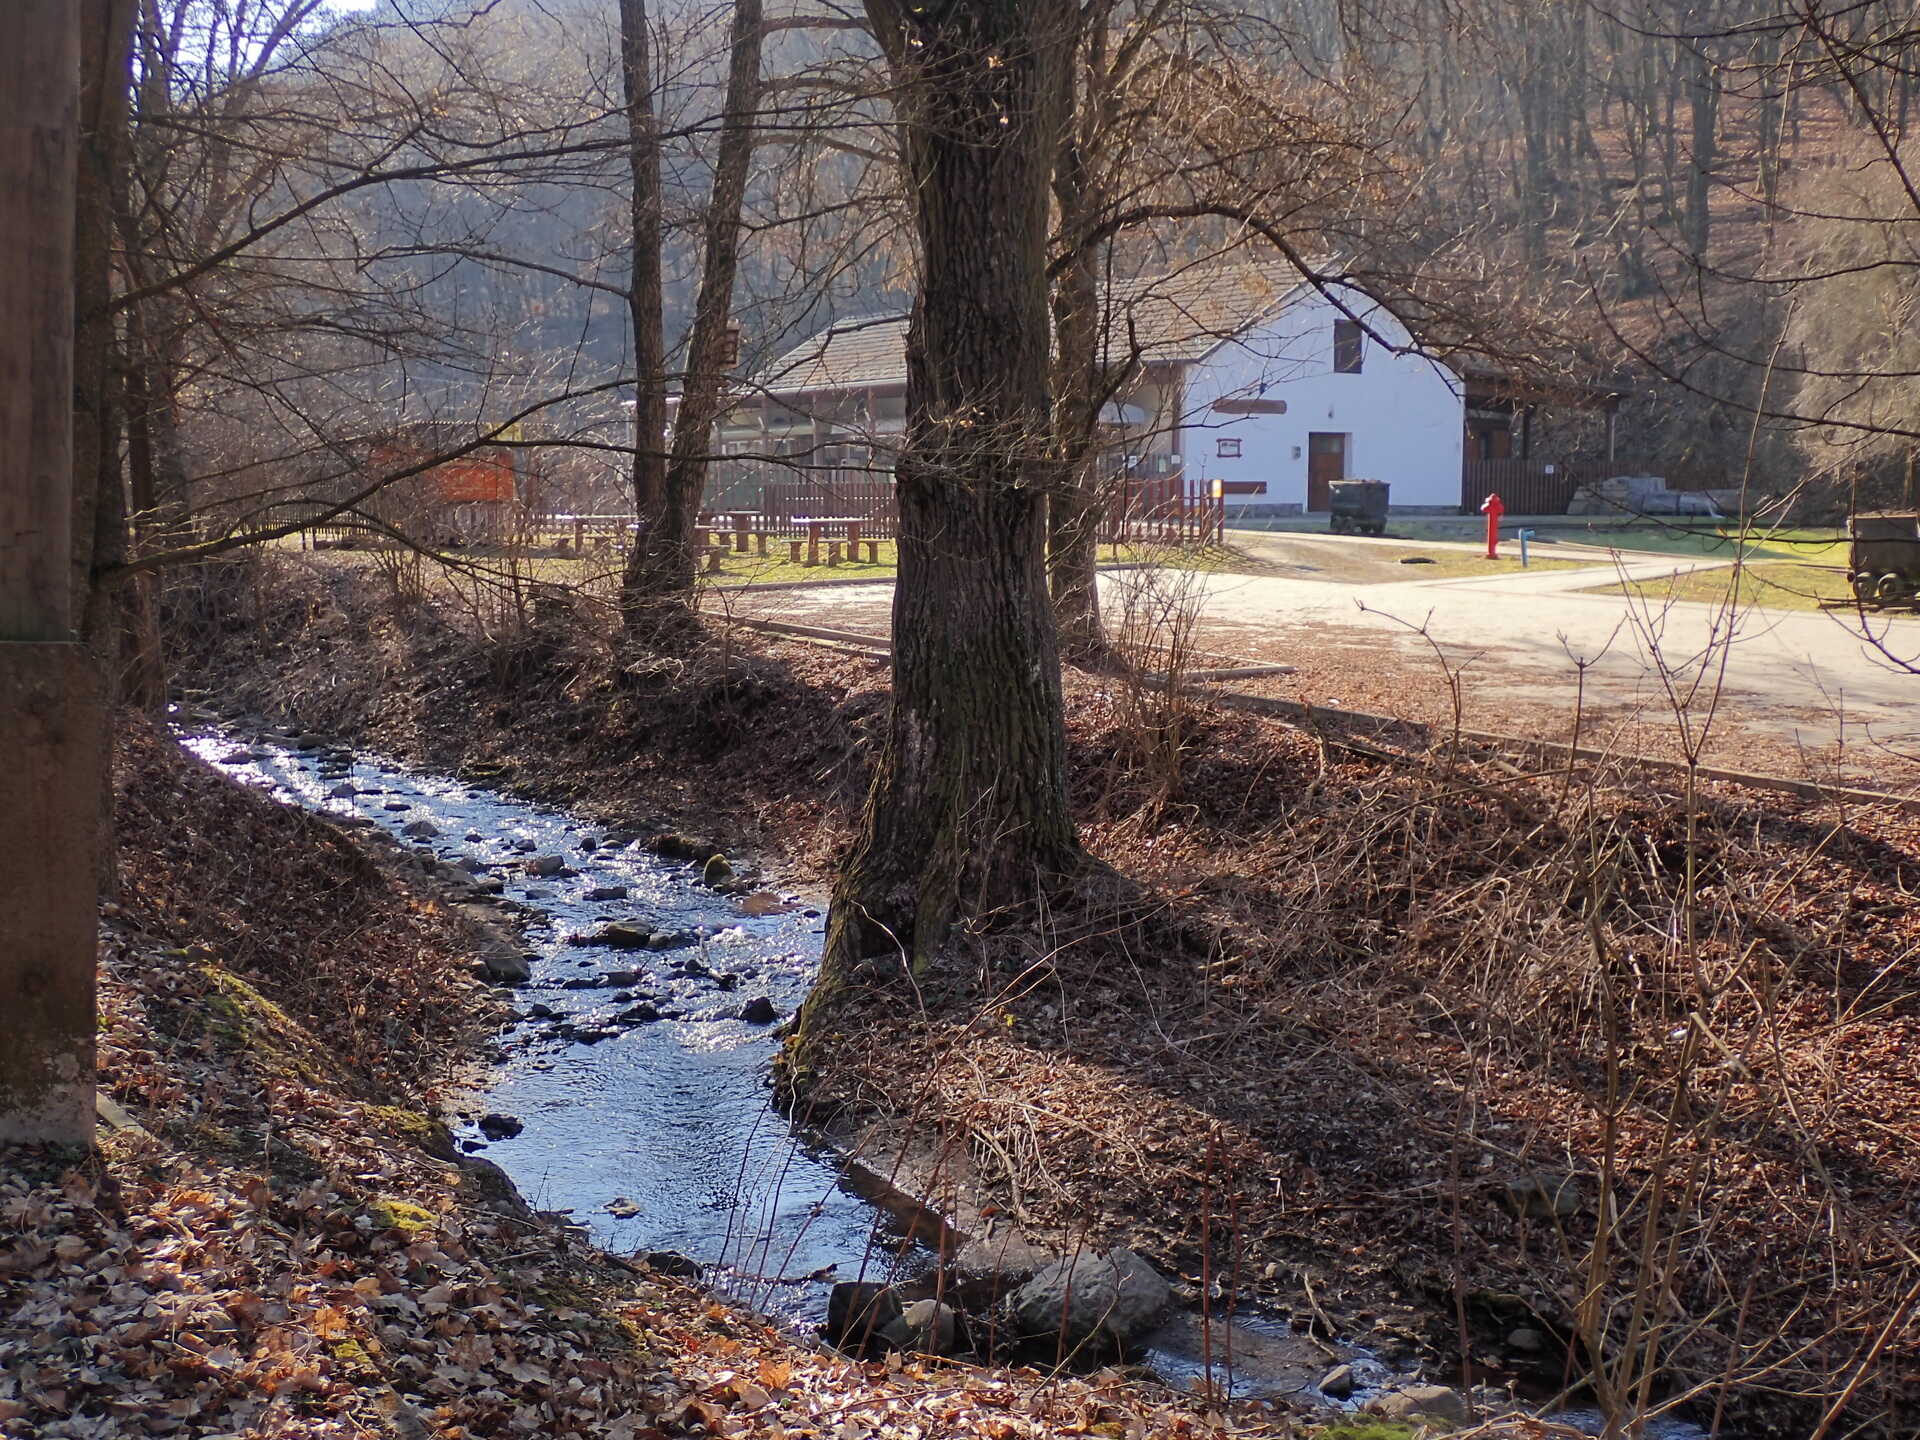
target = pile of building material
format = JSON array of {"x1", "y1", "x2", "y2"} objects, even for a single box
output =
[{"x1": 1567, "y1": 474, "x2": 1734, "y2": 518}]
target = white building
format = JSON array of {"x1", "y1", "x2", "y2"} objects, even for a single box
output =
[{"x1": 706, "y1": 259, "x2": 1471, "y2": 516}]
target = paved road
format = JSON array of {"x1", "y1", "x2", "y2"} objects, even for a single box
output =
[{"x1": 720, "y1": 535, "x2": 1920, "y2": 781}]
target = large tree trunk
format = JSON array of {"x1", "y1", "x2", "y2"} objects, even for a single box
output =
[
  {"x1": 625, "y1": 0, "x2": 764, "y2": 604},
  {"x1": 75, "y1": 0, "x2": 134, "y2": 649},
  {"x1": 618, "y1": 0, "x2": 670, "y2": 636},
  {"x1": 810, "y1": 0, "x2": 1082, "y2": 989}
]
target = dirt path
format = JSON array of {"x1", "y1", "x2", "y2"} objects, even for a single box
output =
[{"x1": 707, "y1": 551, "x2": 1920, "y2": 790}]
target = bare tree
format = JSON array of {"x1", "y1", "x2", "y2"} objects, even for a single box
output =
[
  {"x1": 624, "y1": 0, "x2": 766, "y2": 617},
  {"x1": 803, "y1": 0, "x2": 1083, "y2": 1003}
]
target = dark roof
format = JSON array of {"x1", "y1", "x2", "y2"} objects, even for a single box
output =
[
  {"x1": 759, "y1": 313, "x2": 911, "y2": 393},
  {"x1": 754, "y1": 259, "x2": 1309, "y2": 396}
]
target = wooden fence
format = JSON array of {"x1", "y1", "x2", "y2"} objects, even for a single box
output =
[
  {"x1": 1099, "y1": 492, "x2": 1226, "y2": 547},
  {"x1": 755, "y1": 478, "x2": 899, "y2": 539},
  {"x1": 750, "y1": 472, "x2": 1224, "y2": 547},
  {"x1": 1459, "y1": 459, "x2": 1607, "y2": 515}
]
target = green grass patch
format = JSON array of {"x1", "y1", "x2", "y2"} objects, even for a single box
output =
[
  {"x1": 1548, "y1": 524, "x2": 1847, "y2": 563},
  {"x1": 1583, "y1": 559, "x2": 1852, "y2": 613},
  {"x1": 1305, "y1": 1422, "x2": 1421, "y2": 1440}
]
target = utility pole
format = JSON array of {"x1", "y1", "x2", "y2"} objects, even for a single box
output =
[{"x1": 1, "y1": 0, "x2": 102, "y2": 1146}]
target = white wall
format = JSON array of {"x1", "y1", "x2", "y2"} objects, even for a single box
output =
[{"x1": 1170, "y1": 290, "x2": 1465, "y2": 510}]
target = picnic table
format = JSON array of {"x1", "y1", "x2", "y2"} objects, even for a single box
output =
[
  {"x1": 791, "y1": 516, "x2": 872, "y2": 566},
  {"x1": 705, "y1": 511, "x2": 770, "y2": 556}
]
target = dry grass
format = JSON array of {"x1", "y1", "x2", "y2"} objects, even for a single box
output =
[{"x1": 169, "y1": 552, "x2": 1920, "y2": 1438}]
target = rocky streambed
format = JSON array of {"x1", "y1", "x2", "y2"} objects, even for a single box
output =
[{"x1": 176, "y1": 714, "x2": 1707, "y2": 1437}]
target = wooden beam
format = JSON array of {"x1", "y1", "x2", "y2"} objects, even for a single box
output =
[
  {"x1": 0, "y1": 0, "x2": 79, "y2": 641},
  {"x1": 0, "y1": 0, "x2": 98, "y2": 1148}
]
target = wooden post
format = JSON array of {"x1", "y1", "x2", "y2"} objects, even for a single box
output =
[
  {"x1": 733, "y1": 512, "x2": 750, "y2": 552},
  {"x1": 787, "y1": 539, "x2": 804, "y2": 565},
  {"x1": 755, "y1": 532, "x2": 768, "y2": 557},
  {"x1": 1, "y1": 0, "x2": 100, "y2": 1147},
  {"x1": 826, "y1": 541, "x2": 842, "y2": 566},
  {"x1": 846, "y1": 519, "x2": 863, "y2": 554},
  {"x1": 806, "y1": 522, "x2": 821, "y2": 566}
]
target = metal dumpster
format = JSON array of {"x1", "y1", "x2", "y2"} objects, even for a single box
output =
[
  {"x1": 1848, "y1": 512, "x2": 1920, "y2": 607},
  {"x1": 1329, "y1": 479, "x2": 1389, "y2": 536}
]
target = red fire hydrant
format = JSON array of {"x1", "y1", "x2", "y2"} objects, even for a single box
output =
[{"x1": 1480, "y1": 492, "x2": 1505, "y2": 559}]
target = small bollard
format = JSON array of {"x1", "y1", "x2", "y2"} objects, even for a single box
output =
[{"x1": 1519, "y1": 527, "x2": 1535, "y2": 567}]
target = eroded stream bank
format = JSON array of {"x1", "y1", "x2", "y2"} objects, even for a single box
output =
[{"x1": 177, "y1": 715, "x2": 1705, "y2": 1437}]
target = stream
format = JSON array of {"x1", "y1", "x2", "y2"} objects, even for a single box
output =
[{"x1": 177, "y1": 718, "x2": 1709, "y2": 1436}]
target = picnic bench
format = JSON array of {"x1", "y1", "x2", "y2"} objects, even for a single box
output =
[{"x1": 790, "y1": 516, "x2": 880, "y2": 567}]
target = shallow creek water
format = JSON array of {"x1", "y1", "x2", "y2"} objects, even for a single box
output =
[{"x1": 179, "y1": 723, "x2": 1708, "y2": 1435}]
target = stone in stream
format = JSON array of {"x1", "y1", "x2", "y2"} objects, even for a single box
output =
[
  {"x1": 402, "y1": 820, "x2": 439, "y2": 840},
  {"x1": 327, "y1": 783, "x2": 356, "y2": 799},
  {"x1": 465, "y1": 831, "x2": 485, "y2": 842},
  {"x1": 652, "y1": 833, "x2": 721, "y2": 863},
  {"x1": 879, "y1": 1299, "x2": 961, "y2": 1356},
  {"x1": 585, "y1": 885, "x2": 628, "y2": 902},
  {"x1": 605, "y1": 1196, "x2": 641, "y2": 1219},
  {"x1": 1368, "y1": 1386, "x2": 1469, "y2": 1425},
  {"x1": 526, "y1": 1003, "x2": 556, "y2": 1019},
  {"x1": 702, "y1": 854, "x2": 735, "y2": 887},
  {"x1": 294, "y1": 733, "x2": 327, "y2": 750},
  {"x1": 617, "y1": 1003, "x2": 661, "y2": 1025},
  {"x1": 825, "y1": 1283, "x2": 904, "y2": 1353},
  {"x1": 384, "y1": 801, "x2": 410, "y2": 812},
  {"x1": 584, "y1": 921, "x2": 650, "y2": 950},
  {"x1": 739, "y1": 996, "x2": 779, "y2": 1025},
  {"x1": 455, "y1": 856, "x2": 485, "y2": 873},
  {"x1": 525, "y1": 853, "x2": 569, "y2": 877},
  {"x1": 475, "y1": 941, "x2": 530, "y2": 985},
  {"x1": 578, "y1": 835, "x2": 599, "y2": 852},
  {"x1": 512, "y1": 837, "x2": 537, "y2": 853},
  {"x1": 648, "y1": 930, "x2": 694, "y2": 951},
  {"x1": 1008, "y1": 1248, "x2": 1171, "y2": 1349},
  {"x1": 477, "y1": 1113, "x2": 523, "y2": 1141},
  {"x1": 1318, "y1": 1364, "x2": 1357, "y2": 1399},
  {"x1": 472, "y1": 877, "x2": 505, "y2": 896},
  {"x1": 643, "y1": 1250, "x2": 702, "y2": 1278}
]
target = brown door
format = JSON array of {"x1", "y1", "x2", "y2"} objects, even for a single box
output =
[{"x1": 1307, "y1": 432, "x2": 1346, "y2": 510}]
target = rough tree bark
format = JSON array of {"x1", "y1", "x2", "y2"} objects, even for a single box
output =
[
  {"x1": 1046, "y1": 34, "x2": 1111, "y2": 665},
  {"x1": 77, "y1": 0, "x2": 148, "y2": 705},
  {"x1": 804, "y1": 0, "x2": 1083, "y2": 1001},
  {"x1": 625, "y1": 0, "x2": 764, "y2": 604},
  {"x1": 618, "y1": 0, "x2": 670, "y2": 636}
]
